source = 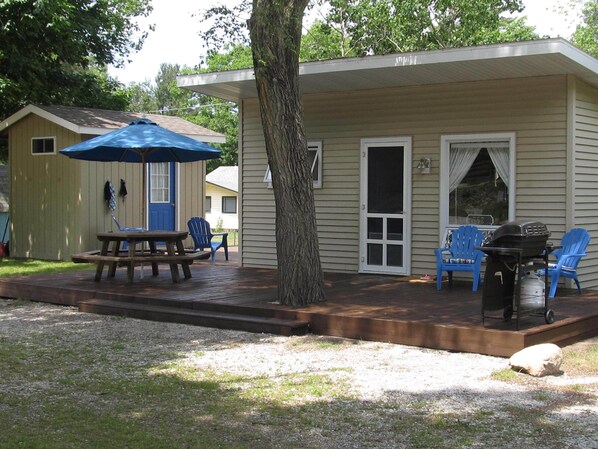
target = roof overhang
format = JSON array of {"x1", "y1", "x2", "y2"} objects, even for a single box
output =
[
  {"x1": 206, "y1": 180, "x2": 238, "y2": 193},
  {"x1": 177, "y1": 39, "x2": 598, "y2": 102}
]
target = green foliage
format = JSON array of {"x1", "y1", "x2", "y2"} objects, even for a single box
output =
[
  {"x1": 0, "y1": 259, "x2": 92, "y2": 277},
  {"x1": 154, "y1": 63, "x2": 195, "y2": 114},
  {"x1": 0, "y1": 0, "x2": 152, "y2": 119},
  {"x1": 301, "y1": 20, "x2": 356, "y2": 60},
  {"x1": 202, "y1": 44, "x2": 254, "y2": 71},
  {"x1": 126, "y1": 80, "x2": 159, "y2": 113},
  {"x1": 187, "y1": 100, "x2": 239, "y2": 171},
  {"x1": 215, "y1": 217, "x2": 224, "y2": 232},
  {"x1": 198, "y1": 1, "x2": 251, "y2": 55},
  {"x1": 571, "y1": 0, "x2": 598, "y2": 57},
  {"x1": 307, "y1": 0, "x2": 537, "y2": 57}
]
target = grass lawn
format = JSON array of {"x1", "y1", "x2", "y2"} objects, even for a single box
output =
[{"x1": 0, "y1": 258, "x2": 93, "y2": 277}]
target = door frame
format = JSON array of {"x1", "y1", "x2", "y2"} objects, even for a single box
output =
[{"x1": 359, "y1": 136, "x2": 412, "y2": 275}]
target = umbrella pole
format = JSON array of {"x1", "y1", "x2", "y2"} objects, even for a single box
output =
[
  {"x1": 140, "y1": 157, "x2": 147, "y2": 279},
  {"x1": 142, "y1": 157, "x2": 147, "y2": 229}
]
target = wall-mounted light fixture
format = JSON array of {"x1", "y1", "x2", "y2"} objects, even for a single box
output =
[{"x1": 416, "y1": 157, "x2": 431, "y2": 174}]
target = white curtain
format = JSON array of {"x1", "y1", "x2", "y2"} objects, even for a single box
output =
[
  {"x1": 487, "y1": 146, "x2": 510, "y2": 186},
  {"x1": 448, "y1": 146, "x2": 480, "y2": 192},
  {"x1": 449, "y1": 142, "x2": 510, "y2": 192}
]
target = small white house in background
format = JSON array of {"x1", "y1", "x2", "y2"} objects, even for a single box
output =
[{"x1": 205, "y1": 166, "x2": 238, "y2": 230}]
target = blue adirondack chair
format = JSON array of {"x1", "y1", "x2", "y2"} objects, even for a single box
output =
[
  {"x1": 542, "y1": 228, "x2": 590, "y2": 298},
  {"x1": 435, "y1": 225, "x2": 484, "y2": 291},
  {"x1": 187, "y1": 217, "x2": 229, "y2": 262}
]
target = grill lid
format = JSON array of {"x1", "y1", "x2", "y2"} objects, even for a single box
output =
[{"x1": 492, "y1": 221, "x2": 550, "y2": 240}]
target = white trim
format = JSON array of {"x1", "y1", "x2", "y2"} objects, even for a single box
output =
[
  {"x1": 150, "y1": 162, "x2": 171, "y2": 204},
  {"x1": 264, "y1": 141, "x2": 322, "y2": 188},
  {"x1": 144, "y1": 164, "x2": 149, "y2": 229},
  {"x1": 177, "y1": 39, "x2": 598, "y2": 101},
  {"x1": 359, "y1": 136, "x2": 412, "y2": 275},
  {"x1": 31, "y1": 136, "x2": 56, "y2": 155},
  {"x1": 566, "y1": 75, "x2": 576, "y2": 231},
  {"x1": 2, "y1": 105, "x2": 80, "y2": 134},
  {"x1": 238, "y1": 101, "x2": 244, "y2": 267},
  {"x1": 439, "y1": 132, "x2": 516, "y2": 244}
]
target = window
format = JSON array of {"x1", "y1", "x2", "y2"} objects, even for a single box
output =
[
  {"x1": 150, "y1": 162, "x2": 170, "y2": 203},
  {"x1": 222, "y1": 196, "x2": 237, "y2": 214},
  {"x1": 264, "y1": 141, "x2": 322, "y2": 188},
  {"x1": 32, "y1": 137, "x2": 55, "y2": 155},
  {"x1": 440, "y1": 133, "x2": 515, "y2": 232},
  {"x1": 205, "y1": 196, "x2": 212, "y2": 213}
]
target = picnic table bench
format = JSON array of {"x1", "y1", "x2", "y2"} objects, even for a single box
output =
[{"x1": 72, "y1": 230, "x2": 209, "y2": 283}]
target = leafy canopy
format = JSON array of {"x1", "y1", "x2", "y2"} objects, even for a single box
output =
[
  {"x1": 198, "y1": 0, "x2": 538, "y2": 65},
  {"x1": 0, "y1": 0, "x2": 153, "y2": 119},
  {"x1": 303, "y1": 0, "x2": 537, "y2": 58},
  {"x1": 571, "y1": 0, "x2": 598, "y2": 58}
]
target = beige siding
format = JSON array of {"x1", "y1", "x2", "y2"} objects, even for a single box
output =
[
  {"x1": 178, "y1": 161, "x2": 205, "y2": 247},
  {"x1": 80, "y1": 159, "x2": 144, "y2": 252},
  {"x1": 241, "y1": 75, "x2": 570, "y2": 274},
  {"x1": 9, "y1": 115, "x2": 82, "y2": 259},
  {"x1": 573, "y1": 79, "x2": 598, "y2": 290}
]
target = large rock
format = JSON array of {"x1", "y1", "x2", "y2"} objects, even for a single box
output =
[{"x1": 509, "y1": 343, "x2": 563, "y2": 377}]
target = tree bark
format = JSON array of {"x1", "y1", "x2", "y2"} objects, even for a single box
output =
[{"x1": 249, "y1": 0, "x2": 325, "y2": 306}]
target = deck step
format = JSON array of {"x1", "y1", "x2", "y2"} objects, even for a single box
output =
[{"x1": 78, "y1": 298, "x2": 309, "y2": 336}]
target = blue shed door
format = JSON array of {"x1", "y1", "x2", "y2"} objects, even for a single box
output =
[{"x1": 148, "y1": 162, "x2": 175, "y2": 230}]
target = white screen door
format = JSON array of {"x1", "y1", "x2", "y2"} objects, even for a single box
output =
[{"x1": 360, "y1": 137, "x2": 412, "y2": 275}]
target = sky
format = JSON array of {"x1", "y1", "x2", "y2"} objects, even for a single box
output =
[{"x1": 108, "y1": 0, "x2": 584, "y2": 86}]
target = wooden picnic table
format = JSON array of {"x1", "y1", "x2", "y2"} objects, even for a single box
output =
[{"x1": 73, "y1": 230, "x2": 207, "y2": 283}]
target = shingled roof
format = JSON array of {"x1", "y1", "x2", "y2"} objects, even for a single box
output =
[
  {"x1": 1, "y1": 104, "x2": 226, "y2": 143},
  {"x1": 206, "y1": 166, "x2": 238, "y2": 192}
]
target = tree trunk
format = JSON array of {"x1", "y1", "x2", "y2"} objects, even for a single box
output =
[{"x1": 249, "y1": 0, "x2": 325, "y2": 306}]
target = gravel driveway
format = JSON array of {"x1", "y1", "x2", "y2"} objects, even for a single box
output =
[{"x1": 1, "y1": 299, "x2": 596, "y2": 449}]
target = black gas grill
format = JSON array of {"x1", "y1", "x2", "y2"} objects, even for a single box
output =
[
  {"x1": 487, "y1": 221, "x2": 550, "y2": 257},
  {"x1": 480, "y1": 221, "x2": 554, "y2": 329}
]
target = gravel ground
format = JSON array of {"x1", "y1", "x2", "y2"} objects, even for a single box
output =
[{"x1": 1, "y1": 299, "x2": 597, "y2": 448}]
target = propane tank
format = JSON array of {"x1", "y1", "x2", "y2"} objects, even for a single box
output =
[{"x1": 520, "y1": 271, "x2": 545, "y2": 308}]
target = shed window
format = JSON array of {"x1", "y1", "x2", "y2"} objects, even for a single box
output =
[
  {"x1": 32, "y1": 137, "x2": 55, "y2": 155},
  {"x1": 222, "y1": 196, "x2": 237, "y2": 214},
  {"x1": 264, "y1": 141, "x2": 322, "y2": 188},
  {"x1": 150, "y1": 162, "x2": 170, "y2": 203},
  {"x1": 205, "y1": 196, "x2": 212, "y2": 213}
]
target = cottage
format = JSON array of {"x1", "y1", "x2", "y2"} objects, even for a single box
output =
[
  {"x1": 0, "y1": 105, "x2": 225, "y2": 260},
  {"x1": 205, "y1": 166, "x2": 239, "y2": 231},
  {"x1": 178, "y1": 39, "x2": 598, "y2": 291}
]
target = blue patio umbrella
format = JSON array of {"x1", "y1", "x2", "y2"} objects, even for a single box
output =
[{"x1": 60, "y1": 118, "x2": 221, "y2": 226}]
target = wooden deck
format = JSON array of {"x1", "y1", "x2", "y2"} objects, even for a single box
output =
[{"x1": 1, "y1": 258, "x2": 597, "y2": 357}]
